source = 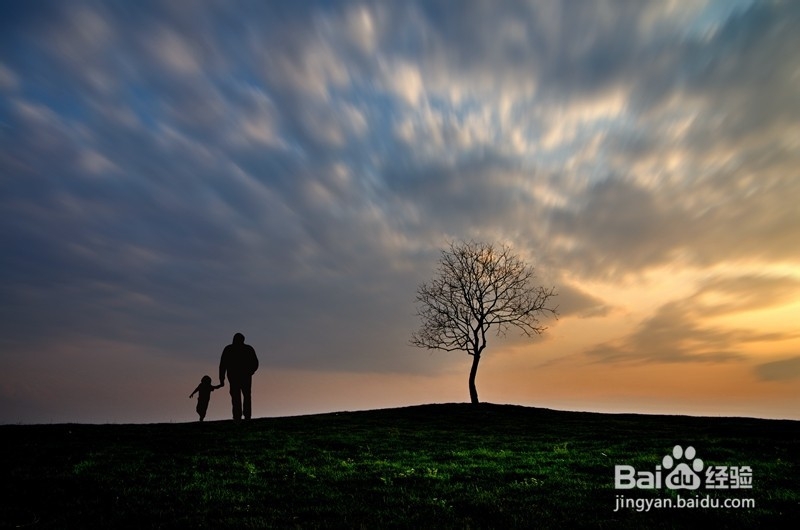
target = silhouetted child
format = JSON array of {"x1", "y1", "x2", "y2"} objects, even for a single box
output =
[{"x1": 189, "y1": 375, "x2": 223, "y2": 422}]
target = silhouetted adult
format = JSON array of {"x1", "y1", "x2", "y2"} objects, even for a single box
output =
[{"x1": 219, "y1": 333, "x2": 259, "y2": 421}]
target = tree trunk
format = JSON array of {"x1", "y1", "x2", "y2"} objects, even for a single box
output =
[{"x1": 468, "y1": 353, "x2": 481, "y2": 405}]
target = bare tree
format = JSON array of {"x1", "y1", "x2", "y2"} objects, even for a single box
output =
[{"x1": 411, "y1": 240, "x2": 558, "y2": 405}]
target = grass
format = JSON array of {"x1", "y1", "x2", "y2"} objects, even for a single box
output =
[{"x1": 1, "y1": 403, "x2": 798, "y2": 528}]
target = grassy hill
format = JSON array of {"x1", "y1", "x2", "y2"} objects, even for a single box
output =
[{"x1": 2, "y1": 403, "x2": 798, "y2": 528}]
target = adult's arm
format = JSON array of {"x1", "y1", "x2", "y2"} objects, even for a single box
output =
[
  {"x1": 250, "y1": 346, "x2": 259, "y2": 374},
  {"x1": 219, "y1": 348, "x2": 227, "y2": 384}
]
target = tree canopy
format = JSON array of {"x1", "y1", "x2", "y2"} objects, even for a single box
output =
[{"x1": 411, "y1": 240, "x2": 558, "y2": 404}]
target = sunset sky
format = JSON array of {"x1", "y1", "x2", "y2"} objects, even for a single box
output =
[{"x1": 1, "y1": 0, "x2": 798, "y2": 424}]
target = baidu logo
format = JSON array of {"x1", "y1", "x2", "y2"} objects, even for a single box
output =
[
  {"x1": 616, "y1": 445, "x2": 716, "y2": 491},
  {"x1": 613, "y1": 444, "x2": 755, "y2": 512},
  {"x1": 663, "y1": 445, "x2": 704, "y2": 490}
]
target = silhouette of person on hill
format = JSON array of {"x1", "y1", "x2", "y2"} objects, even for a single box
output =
[
  {"x1": 219, "y1": 333, "x2": 259, "y2": 421},
  {"x1": 190, "y1": 375, "x2": 223, "y2": 422}
]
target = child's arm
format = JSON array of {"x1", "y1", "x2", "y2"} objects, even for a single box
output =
[
  {"x1": 212, "y1": 384, "x2": 224, "y2": 390},
  {"x1": 190, "y1": 384, "x2": 200, "y2": 398}
]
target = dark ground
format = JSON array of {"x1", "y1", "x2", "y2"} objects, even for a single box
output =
[{"x1": 1, "y1": 403, "x2": 798, "y2": 528}]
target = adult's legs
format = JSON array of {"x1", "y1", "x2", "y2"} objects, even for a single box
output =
[
  {"x1": 229, "y1": 381, "x2": 243, "y2": 420},
  {"x1": 241, "y1": 377, "x2": 253, "y2": 420}
]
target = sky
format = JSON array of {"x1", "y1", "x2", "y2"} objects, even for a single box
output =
[{"x1": 1, "y1": 0, "x2": 798, "y2": 424}]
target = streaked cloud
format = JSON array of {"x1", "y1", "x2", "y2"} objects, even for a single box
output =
[
  {"x1": 755, "y1": 356, "x2": 800, "y2": 381},
  {"x1": 585, "y1": 275, "x2": 800, "y2": 364},
  {"x1": 1, "y1": 0, "x2": 798, "y2": 422}
]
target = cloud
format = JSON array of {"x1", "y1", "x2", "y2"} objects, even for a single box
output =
[
  {"x1": 548, "y1": 283, "x2": 612, "y2": 320},
  {"x1": 585, "y1": 274, "x2": 800, "y2": 364},
  {"x1": 548, "y1": 177, "x2": 692, "y2": 279},
  {"x1": 0, "y1": 62, "x2": 19, "y2": 91},
  {"x1": 223, "y1": 86, "x2": 285, "y2": 149},
  {"x1": 146, "y1": 25, "x2": 204, "y2": 76},
  {"x1": 382, "y1": 60, "x2": 425, "y2": 107},
  {"x1": 77, "y1": 149, "x2": 119, "y2": 176},
  {"x1": 527, "y1": 1, "x2": 799, "y2": 279},
  {"x1": 687, "y1": 275, "x2": 800, "y2": 316},
  {"x1": 755, "y1": 356, "x2": 800, "y2": 382},
  {"x1": 3, "y1": 0, "x2": 796, "y2": 317},
  {"x1": 555, "y1": 284, "x2": 614, "y2": 319},
  {"x1": 1, "y1": 1, "x2": 799, "y2": 422}
]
